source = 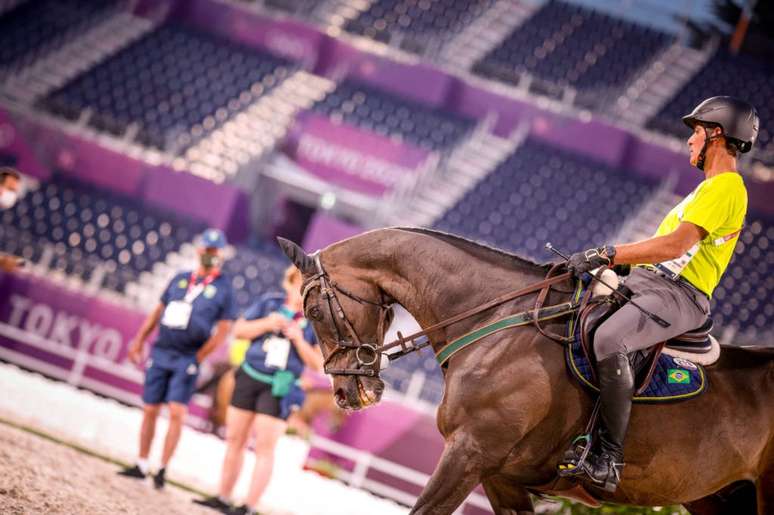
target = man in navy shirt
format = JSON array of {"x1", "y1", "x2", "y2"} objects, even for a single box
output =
[{"x1": 119, "y1": 228, "x2": 237, "y2": 488}]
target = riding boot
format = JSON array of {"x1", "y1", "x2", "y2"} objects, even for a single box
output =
[{"x1": 584, "y1": 352, "x2": 634, "y2": 492}]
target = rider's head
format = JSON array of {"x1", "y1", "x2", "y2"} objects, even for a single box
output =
[{"x1": 683, "y1": 96, "x2": 759, "y2": 171}]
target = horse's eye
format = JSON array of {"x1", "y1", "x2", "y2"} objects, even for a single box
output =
[{"x1": 308, "y1": 306, "x2": 322, "y2": 320}]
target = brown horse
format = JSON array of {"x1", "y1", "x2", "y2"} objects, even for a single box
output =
[{"x1": 278, "y1": 227, "x2": 774, "y2": 514}]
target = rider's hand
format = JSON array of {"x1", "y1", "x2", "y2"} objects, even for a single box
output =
[{"x1": 567, "y1": 246, "x2": 616, "y2": 277}]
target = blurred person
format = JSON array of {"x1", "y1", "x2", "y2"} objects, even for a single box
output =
[
  {"x1": 560, "y1": 97, "x2": 758, "y2": 492},
  {"x1": 195, "y1": 265, "x2": 323, "y2": 515},
  {"x1": 118, "y1": 228, "x2": 237, "y2": 488},
  {"x1": 1, "y1": 167, "x2": 24, "y2": 272}
]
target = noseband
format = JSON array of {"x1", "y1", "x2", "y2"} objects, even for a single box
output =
[{"x1": 302, "y1": 254, "x2": 392, "y2": 378}]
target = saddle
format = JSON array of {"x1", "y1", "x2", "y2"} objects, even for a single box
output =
[{"x1": 568, "y1": 271, "x2": 716, "y2": 401}]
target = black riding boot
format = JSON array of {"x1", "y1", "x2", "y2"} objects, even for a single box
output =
[{"x1": 584, "y1": 352, "x2": 634, "y2": 492}]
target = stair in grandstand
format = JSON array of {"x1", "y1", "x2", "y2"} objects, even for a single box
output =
[
  {"x1": 311, "y1": 0, "x2": 379, "y2": 30},
  {"x1": 178, "y1": 70, "x2": 336, "y2": 184},
  {"x1": 613, "y1": 175, "x2": 681, "y2": 243},
  {"x1": 437, "y1": 0, "x2": 539, "y2": 72},
  {"x1": 387, "y1": 120, "x2": 527, "y2": 227},
  {"x1": 1, "y1": 12, "x2": 158, "y2": 105},
  {"x1": 608, "y1": 38, "x2": 719, "y2": 127}
]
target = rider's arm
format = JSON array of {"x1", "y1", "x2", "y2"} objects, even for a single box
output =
[{"x1": 612, "y1": 222, "x2": 707, "y2": 265}]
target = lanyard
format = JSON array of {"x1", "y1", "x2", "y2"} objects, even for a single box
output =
[{"x1": 184, "y1": 271, "x2": 219, "y2": 304}]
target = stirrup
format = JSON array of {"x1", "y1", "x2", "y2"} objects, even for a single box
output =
[
  {"x1": 582, "y1": 455, "x2": 624, "y2": 493},
  {"x1": 557, "y1": 433, "x2": 594, "y2": 477}
]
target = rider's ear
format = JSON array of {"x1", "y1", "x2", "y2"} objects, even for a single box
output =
[{"x1": 277, "y1": 237, "x2": 316, "y2": 275}]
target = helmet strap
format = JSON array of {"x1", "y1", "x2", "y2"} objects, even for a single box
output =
[{"x1": 697, "y1": 125, "x2": 721, "y2": 172}]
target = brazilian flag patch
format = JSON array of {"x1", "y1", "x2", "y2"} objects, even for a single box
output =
[{"x1": 667, "y1": 368, "x2": 690, "y2": 384}]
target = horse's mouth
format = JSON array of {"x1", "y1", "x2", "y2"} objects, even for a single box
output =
[
  {"x1": 357, "y1": 378, "x2": 379, "y2": 406},
  {"x1": 334, "y1": 378, "x2": 383, "y2": 410}
]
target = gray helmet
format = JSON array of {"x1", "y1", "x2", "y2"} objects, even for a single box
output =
[{"x1": 682, "y1": 96, "x2": 759, "y2": 153}]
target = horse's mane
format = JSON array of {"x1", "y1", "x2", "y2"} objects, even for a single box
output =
[{"x1": 393, "y1": 227, "x2": 554, "y2": 275}]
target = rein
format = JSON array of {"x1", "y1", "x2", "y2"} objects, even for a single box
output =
[{"x1": 302, "y1": 255, "x2": 577, "y2": 377}]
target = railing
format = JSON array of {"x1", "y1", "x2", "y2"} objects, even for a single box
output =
[{"x1": 310, "y1": 434, "x2": 492, "y2": 514}]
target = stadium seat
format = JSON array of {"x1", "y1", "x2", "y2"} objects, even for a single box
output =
[
  {"x1": 40, "y1": 22, "x2": 295, "y2": 153},
  {"x1": 0, "y1": 174, "x2": 205, "y2": 293},
  {"x1": 344, "y1": 0, "x2": 494, "y2": 55},
  {"x1": 433, "y1": 139, "x2": 657, "y2": 260},
  {"x1": 311, "y1": 79, "x2": 475, "y2": 152},
  {"x1": 0, "y1": 0, "x2": 118, "y2": 74},
  {"x1": 646, "y1": 49, "x2": 774, "y2": 164},
  {"x1": 472, "y1": 1, "x2": 672, "y2": 95}
]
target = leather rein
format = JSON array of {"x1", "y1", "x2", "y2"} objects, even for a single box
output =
[{"x1": 301, "y1": 255, "x2": 576, "y2": 378}]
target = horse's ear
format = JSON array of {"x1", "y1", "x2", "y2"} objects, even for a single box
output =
[{"x1": 276, "y1": 237, "x2": 316, "y2": 274}]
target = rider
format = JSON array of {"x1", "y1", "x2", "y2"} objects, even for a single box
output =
[{"x1": 565, "y1": 96, "x2": 759, "y2": 491}]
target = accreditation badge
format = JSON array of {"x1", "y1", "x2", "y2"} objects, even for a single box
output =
[
  {"x1": 160, "y1": 301, "x2": 193, "y2": 330},
  {"x1": 263, "y1": 336, "x2": 291, "y2": 370}
]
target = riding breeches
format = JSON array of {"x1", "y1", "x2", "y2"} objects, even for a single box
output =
[{"x1": 594, "y1": 267, "x2": 711, "y2": 361}]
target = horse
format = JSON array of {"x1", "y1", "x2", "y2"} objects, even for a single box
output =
[{"x1": 277, "y1": 227, "x2": 774, "y2": 514}]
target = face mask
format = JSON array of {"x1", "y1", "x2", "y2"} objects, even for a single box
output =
[
  {"x1": 200, "y1": 253, "x2": 221, "y2": 269},
  {"x1": 0, "y1": 190, "x2": 17, "y2": 209}
]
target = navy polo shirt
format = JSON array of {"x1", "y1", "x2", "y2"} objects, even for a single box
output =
[
  {"x1": 155, "y1": 270, "x2": 237, "y2": 355},
  {"x1": 242, "y1": 293, "x2": 317, "y2": 377}
]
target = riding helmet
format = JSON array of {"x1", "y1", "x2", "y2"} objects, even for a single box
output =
[{"x1": 682, "y1": 96, "x2": 760, "y2": 153}]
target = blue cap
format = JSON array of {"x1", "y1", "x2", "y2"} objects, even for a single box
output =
[{"x1": 200, "y1": 228, "x2": 227, "y2": 249}]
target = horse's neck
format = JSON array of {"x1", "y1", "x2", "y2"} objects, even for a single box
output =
[{"x1": 329, "y1": 229, "x2": 547, "y2": 349}]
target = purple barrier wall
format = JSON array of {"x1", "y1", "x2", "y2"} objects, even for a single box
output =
[
  {"x1": 0, "y1": 109, "x2": 50, "y2": 180},
  {"x1": 302, "y1": 211, "x2": 364, "y2": 252},
  {"x1": 284, "y1": 112, "x2": 430, "y2": 196},
  {"x1": 181, "y1": 0, "x2": 323, "y2": 68},
  {"x1": 3, "y1": 110, "x2": 251, "y2": 238},
  {"x1": 315, "y1": 41, "x2": 453, "y2": 107},
  {"x1": 0, "y1": 272, "x2": 214, "y2": 427},
  {"x1": 141, "y1": 166, "x2": 250, "y2": 242}
]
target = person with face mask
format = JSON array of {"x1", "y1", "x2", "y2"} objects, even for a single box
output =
[
  {"x1": 0, "y1": 167, "x2": 24, "y2": 272},
  {"x1": 118, "y1": 228, "x2": 237, "y2": 489}
]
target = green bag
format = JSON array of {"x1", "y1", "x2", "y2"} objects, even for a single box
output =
[{"x1": 271, "y1": 370, "x2": 296, "y2": 398}]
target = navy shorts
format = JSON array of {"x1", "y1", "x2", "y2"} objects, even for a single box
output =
[{"x1": 142, "y1": 346, "x2": 200, "y2": 405}]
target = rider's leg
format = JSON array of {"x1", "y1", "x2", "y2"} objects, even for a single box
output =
[{"x1": 586, "y1": 268, "x2": 710, "y2": 491}]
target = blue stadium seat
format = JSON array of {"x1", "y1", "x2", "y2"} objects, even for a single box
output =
[
  {"x1": 311, "y1": 79, "x2": 474, "y2": 151},
  {"x1": 0, "y1": 0, "x2": 118, "y2": 73},
  {"x1": 345, "y1": 0, "x2": 493, "y2": 54},
  {"x1": 711, "y1": 210, "x2": 774, "y2": 338},
  {"x1": 0, "y1": 174, "x2": 205, "y2": 293},
  {"x1": 646, "y1": 50, "x2": 774, "y2": 164},
  {"x1": 41, "y1": 22, "x2": 295, "y2": 153},
  {"x1": 222, "y1": 241, "x2": 289, "y2": 311},
  {"x1": 433, "y1": 139, "x2": 657, "y2": 260},
  {"x1": 473, "y1": 1, "x2": 671, "y2": 95}
]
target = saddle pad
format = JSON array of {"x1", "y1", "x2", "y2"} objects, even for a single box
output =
[{"x1": 565, "y1": 340, "x2": 707, "y2": 403}]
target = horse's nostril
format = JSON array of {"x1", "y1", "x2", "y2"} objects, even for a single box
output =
[{"x1": 334, "y1": 388, "x2": 346, "y2": 404}]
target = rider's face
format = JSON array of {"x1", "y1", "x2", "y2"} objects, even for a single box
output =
[{"x1": 687, "y1": 125, "x2": 705, "y2": 167}]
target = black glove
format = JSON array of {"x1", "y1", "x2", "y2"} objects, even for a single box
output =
[{"x1": 567, "y1": 245, "x2": 616, "y2": 277}]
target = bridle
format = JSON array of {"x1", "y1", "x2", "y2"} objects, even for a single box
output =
[
  {"x1": 302, "y1": 253, "x2": 393, "y2": 378},
  {"x1": 302, "y1": 252, "x2": 578, "y2": 378}
]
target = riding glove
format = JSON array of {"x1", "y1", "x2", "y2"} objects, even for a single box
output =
[{"x1": 568, "y1": 246, "x2": 616, "y2": 277}]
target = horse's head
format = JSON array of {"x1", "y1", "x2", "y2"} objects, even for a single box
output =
[{"x1": 278, "y1": 237, "x2": 389, "y2": 410}]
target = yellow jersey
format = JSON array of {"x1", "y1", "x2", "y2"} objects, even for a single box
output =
[{"x1": 652, "y1": 172, "x2": 747, "y2": 297}]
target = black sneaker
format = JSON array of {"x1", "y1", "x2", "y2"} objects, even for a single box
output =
[
  {"x1": 193, "y1": 496, "x2": 232, "y2": 512},
  {"x1": 228, "y1": 506, "x2": 254, "y2": 515},
  {"x1": 153, "y1": 467, "x2": 166, "y2": 489},
  {"x1": 117, "y1": 464, "x2": 146, "y2": 479}
]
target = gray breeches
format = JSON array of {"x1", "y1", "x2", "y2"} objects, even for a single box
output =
[{"x1": 594, "y1": 267, "x2": 711, "y2": 361}]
